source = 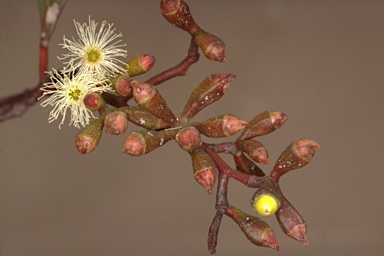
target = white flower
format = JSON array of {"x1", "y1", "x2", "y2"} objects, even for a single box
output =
[
  {"x1": 39, "y1": 68, "x2": 111, "y2": 129},
  {"x1": 59, "y1": 17, "x2": 127, "y2": 79}
]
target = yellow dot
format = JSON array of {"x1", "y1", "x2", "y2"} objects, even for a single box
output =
[{"x1": 253, "y1": 194, "x2": 279, "y2": 217}]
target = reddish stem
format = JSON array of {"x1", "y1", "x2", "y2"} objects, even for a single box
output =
[
  {"x1": 39, "y1": 45, "x2": 48, "y2": 81},
  {"x1": 0, "y1": 76, "x2": 48, "y2": 122},
  {"x1": 0, "y1": 2, "x2": 66, "y2": 122},
  {"x1": 202, "y1": 143, "x2": 264, "y2": 188},
  {"x1": 207, "y1": 211, "x2": 224, "y2": 254},
  {"x1": 145, "y1": 38, "x2": 199, "y2": 86},
  {"x1": 205, "y1": 142, "x2": 237, "y2": 155},
  {"x1": 207, "y1": 173, "x2": 229, "y2": 254}
]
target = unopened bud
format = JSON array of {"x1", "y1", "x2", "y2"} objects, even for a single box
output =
[
  {"x1": 276, "y1": 197, "x2": 308, "y2": 245},
  {"x1": 131, "y1": 81, "x2": 178, "y2": 126},
  {"x1": 192, "y1": 114, "x2": 247, "y2": 138},
  {"x1": 234, "y1": 150, "x2": 265, "y2": 176},
  {"x1": 270, "y1": 138, "x2": 320, "y2": 182},
  {"x1": 104, "y1": 109, "x2": 128, "y2": 136},
  {"x1": 160, "y1": 0, "x2": 200, "y2": 35},
  {"x1": 251, "y1": 179, "x2": 281, "y2": 215},
  {"x1": 236, "y1": 140, "x2": 269, "y2": 164},
  {"x1": 127, "y1": 54, "x2": 155, "y2": 77},
  {"x1": 237, "y1": 111, "x2": 288, "y2": 142},
  {"x1": 75, "y1": 117, "x2": 104, "y2": 154},
  {"x1": 253, "y1": 195, "x2": 279, "y2": 217},
  {"x1": 111, "y1": 75, "x2": 133, "y2": 97},
  {"x1": 123, "y1": 106, "x2": 170, "y2": 130},
  {"x1": 225, "y1": 205, "x2": 280, "y2": 250},
  {"x1": 251, "y1": 178, "x2": 282, "y2": 217},
  {"x1": 122, "y1": 128, "x2": 179, "y2": 156},
  {"x1": 176, "y1": 126, "x2": 201, "y2": 152},
  {"x1": 193, "y1": 29, "x2": 227, "y2": 62},
  {"x1": 191, "y1": 147, "x2": 217, "y2": 194},
  {"x1": 179, "y1": 74, "x2": 236, "y2": 123},
  {"x1": 83, "y1": 93, "x2": 104, "y2": 111}
]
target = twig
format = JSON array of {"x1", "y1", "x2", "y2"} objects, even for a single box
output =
[
  {"x1": 145, "y1": 38, "x2": 200, "y2": 86},
  {"x1": 0, "y1": 1, "x2": 66, "y2": 122},
  {"x1": 202, "y1": 143, "x2": 264, "y2": 188}
]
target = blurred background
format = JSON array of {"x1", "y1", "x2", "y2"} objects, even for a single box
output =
[{"x1": 1, "y1": 0, "x2": 384, "y2": 255}]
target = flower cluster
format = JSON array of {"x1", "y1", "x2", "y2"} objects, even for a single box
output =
[{"x1": 39, "y1": 17, "x2": 127, "y2": 128}]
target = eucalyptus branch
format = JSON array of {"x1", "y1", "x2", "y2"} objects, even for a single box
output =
[{"x1": 0, "y1": 0, "x2": 321, "y2": 254}]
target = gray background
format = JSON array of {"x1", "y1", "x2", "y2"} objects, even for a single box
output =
[{"x1": 1, "y1": 0, "x2": 384, "y2": 255}]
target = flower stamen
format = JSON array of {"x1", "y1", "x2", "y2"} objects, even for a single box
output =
[
  {"x1": 38, "y1": 68, "x2": 111, "y2": 129},
  {"x1": 59, "y1": 17, "x2": 127, "y2": 79}
]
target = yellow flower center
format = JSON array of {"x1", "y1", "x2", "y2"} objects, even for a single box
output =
[
  {"x1": 85, "y1": 48, "x2": 102, "y2": 64},
  {"x1": 253, "y1": 194, "x2": 279, "y2": 217},
  {"x1": 68, "y1": 88, "x2": 82, "y2": 101}
]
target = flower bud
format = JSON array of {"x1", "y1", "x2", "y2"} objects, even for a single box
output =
[
  {"x1": 104, "y1": 109, "x2": 128, "y2": 136},
  {"x1": 75, "y1": 117, "x2": 104, "y2": 154},
  {"x1": 160, "y1": 0, "x2": 200, "y2": 35},
  {"x1": 270, "y1": 138, "x2": 320, "y2": 182},
  {"x1": 122, "y1": 128, "x2": 179, "y2": 156},
  {"x1": 275, "y1": 197, "x2": 308, "y2": 245},
  {"x1": 251, "y1": 178, "x2": 282, "y2": 217},
  {"x1": 234, "y1": 151, "x2": 265, "y2": 177},
  {"x1": 179, "y1": 74, "x2": 235, "y2": 123},
  {"x1": 225, "y1": 205, "x2": 280, "y2": 250},
  {"x1": 190, "y1": 147, "x2": 217, "y2": 194},
  {"x1": 123, "y1": 106, "x2": 170, "y2": 130},
  {"x1": 192, "y1": 114, "x2": 247, "y2": 138},
  {"x1": 131, "y1": 81, "x2": 178, "y2": 126},
  {"x1": 236, "y1": 140, "x2": 269, "y2": 164},
  {"x1": 176, "y1": 126, "x2": 201, "y2": 152},
  {"x1": 193, "y1": 29, "x2": 227, "y2": 62},
  {"x1": 111, "y1": 74, "x2": 133, "y2": 97},
  {"x1": 83, "y1": 93, "x2": 104, "y2": 111},
  {"x1": 237, "y1": 111, "x2": 288, "y2": 142},
  {"x1": 126, "y1": 54, "x2": 155, "y2": 77},
  {"x1": 253, "y1": 194, "x2": 280, "y2": 217}
]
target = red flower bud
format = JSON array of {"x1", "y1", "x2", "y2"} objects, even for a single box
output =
[
  {"x1": 193, "y1": 29, "x2": 227, "y2": 62},
  {"x1": 131, "y1": 81, "x2": 178, "y2": 126},
  {"x1": 234, "y1": 151, "x2": 265, "y2": 177},
  {"x1": 190, "y1": 147, "x2": 217, "y2": 194},
  {"x1": 236, "y1": 139, "x2": 269, "y2": 164},
  {"x1": 160, "y1": 0, "x2": 200, "y2": 35},
  {"x1": 122, "y1": 129, "x2": 179, "y2": 156},
  {"x1": 75, "y1": 117, "x2": 104, "y2": 154},
  {"x1": 192, "y1": 114, "x2": 247, "y2": 138},
  {"x1": 176, "y1": 126, "x2": 202, "y2": 152},
  {"x1": 104, "y1": 110, "x2": 128, "y2": 136},
  {"x1": 275, "y1": 197, "x2": 308, "y2": 245},
  {"x1": 225, "y1": 205, "x2": 280, "y2": 250},
  {"x1": 83, "y1": 93, "x2": 104, "y2": 111},
  {"x1": 127, "y1": 54, "x2": 155, "y2": 77},
  {"x1": 179, "y1": 74, "x2": 235, "y2": 123},
  {"x1": 111, "y1": 75, "x2": 133, "y2": 97},
  {"x1": 237, "y1": 111, "x2": 288, "y2": 142},
  {"x1": 270, "y1": 138, "x2": 320, "y2": 182},
  {"x1": 123, "y1": 106, "x2": 170, "y2": 130}
]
